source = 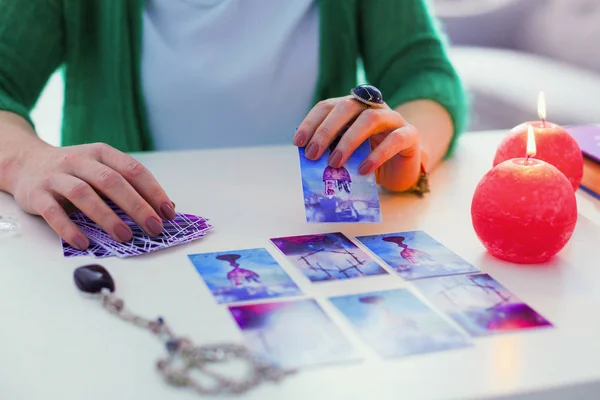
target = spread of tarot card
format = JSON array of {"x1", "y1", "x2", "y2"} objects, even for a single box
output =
[{"x1": 184, "y1": 230, "x2": 552, "y2": 370}]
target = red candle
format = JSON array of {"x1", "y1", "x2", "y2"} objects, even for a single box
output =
[
  {"x1": 472, "y1": 125, "x2": 577, "y2": 264},
  {"x1": 493, "y1": 92, "x2": 583, "y2": 190}
]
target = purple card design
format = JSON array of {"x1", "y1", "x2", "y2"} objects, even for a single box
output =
[
  {"x1": 79, "y1": 224, "x2": 164, "y2": 258},
  {"x1": 330, "y1": 289, "x2": 471, "y2": 358},
  {"x1": 62, "y1": 200, "x2": 213, "y2": 258},
  {"x1": 228, "y1": 299, "x2": 361, "y2": 369},
  {"x1": 413, "y1": 273, "x2": 553, "y2": 337},
  {"x1": 61, "y1": 238, "x2": 112, "y2": 258},
  {"x1": 270, "y1": 232, "x2": 387, "y2": 282},
  {"x1": 299, "y1": 136, "x2": 381, "y2": 223},
  {"x1": 187, "y1": 248, "x2": 302, "y2": 304},
  {"x1": 355, "y1": 231, "x2": 479, "y2": 280}
]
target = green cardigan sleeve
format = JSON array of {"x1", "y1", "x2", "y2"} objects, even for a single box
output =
[
  {"x1": 0, "y1": 0, "x2": 64, "y2": 129},
  {"x1": 357, "y1": 0, "x2": 469, "y2": 156}
]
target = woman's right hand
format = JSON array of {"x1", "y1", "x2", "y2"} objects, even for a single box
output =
[{"x1": 10, "y1": 141, "x2": 176, "y2": 251}]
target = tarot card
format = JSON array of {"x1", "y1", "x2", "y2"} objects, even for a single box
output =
[
  {"x1": 298, "y1": 136, "x2": 381, "y2": 223},
  {"x1": 228, "y1": 299, "x2": 361, "y2": 369},
  {"x1": 61, "y1": 238, "x2": 112, "y2": 258},
  {"x1": 101, "y1": 202, "x2": 212, "y2": 248},
  {"x1": 329, "y1": 289, "x2": 471, "y2": 358},
  {"x1": 188, "y1": 248, "x2": 303, "y2": 304},
  {"x1": 355, "y1": 231, "x2": 479, "y2": 280},
  {"x1": 78, "y1": 223, "x2": 166, "y2": 258},
  {"x1": 64, "y1": 201, "x2": 213, "y2": 258},
  {"x1": 413, "y1": 273, "x2": 553, "y2": 337},
  {"x1": 270, "y1": 232, "x2": 387, "y2": 282}
]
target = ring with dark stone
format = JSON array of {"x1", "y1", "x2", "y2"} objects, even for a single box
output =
[{"x1": 350, "y1": 84, "x2": 384, "y2": 107}]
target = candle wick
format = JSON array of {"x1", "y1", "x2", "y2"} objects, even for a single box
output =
[
  {"x1": 525, "y1": 155, "x2": 531, "y2": 165},
  {"x1": 541, "y1": 118, "x2": 546, "y2": 127}
]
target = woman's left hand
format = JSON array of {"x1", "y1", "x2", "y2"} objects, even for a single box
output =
[{"x1": 293, "y1": 95, "x2": 423, "y2": 192}]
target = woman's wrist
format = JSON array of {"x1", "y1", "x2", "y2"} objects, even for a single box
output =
[{"x1": 0, "y1": 111, "x2": 49, "y2": 194}]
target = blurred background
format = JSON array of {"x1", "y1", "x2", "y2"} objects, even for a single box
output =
[{"x1": 32, "y1": 0, "x2": 600, "y2": 147}]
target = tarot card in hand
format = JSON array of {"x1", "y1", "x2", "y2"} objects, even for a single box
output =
[
  {"x1": 61, "y1": 200, "x2": 213, "y2": 258},
  {"x1": 356, "y1": 231, "x2": 479, "y2": 280},
  {"x1": 270, "y1": 232, "x2": 387, "y2": 282},
  {"x1": 330, "y1": 289, "x2": 471, "y2": 358},
  {"x1": 299, "y1": 136, "x2": 381, "y2": 223},
  {"x1": 188, "y1": 248, "x2": 302, "y2": 304},
  {"x1": 413, "y1": 273, "x2": 553, "y2": 337},
  {"x1": 228, "y1": 299, "x2": 361, "y2": 369}
]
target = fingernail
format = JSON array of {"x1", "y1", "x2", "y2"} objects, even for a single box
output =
[
  {"x1": 160, "y1": 203, "x2": 176, "y2": 220},
  {"x1": 145, "y1": 217, "x2": 163, "y2": 236},
  {"x1": 115, "y1": 223, "x2": 132, "y2": 242},
  {"x1": 305, "y1": 143, "x2": 319, "y2": 159},
  {"x1": 358, "y1": 160, "x2": 373, "y2": 174},
  {"x1": 329, "y1": 150, "x2": 343, "y2": 168},
  {"x1": 294, "y1": 131, "x2": 307, "y2": 146},
  {"x1": 73, "y1": 235, "x2": 89, "y2": 251},
  {"x1": 171, "y1": 201, "x2": 176, "y2": 209}
]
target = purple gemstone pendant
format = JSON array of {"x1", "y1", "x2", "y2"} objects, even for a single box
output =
[
  {"x1": 74, "y1": 264, "x2": 115, "y2": 293},
  {"x1": 350, "y1": 84, "x2": 384, "y2": 107}
]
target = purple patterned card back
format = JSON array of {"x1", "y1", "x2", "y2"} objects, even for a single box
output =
[
  {"x1": 61, "y1": 237, "x2": 112, "y2": 258},
  {"x1": 76, "y1": 216, "x2": 212, "y2": 258},
  {"x1": 62, "y1": 200, "x2": 212, "y2": 258},
  {"x1": 566, "y1": 125, "x2": 600, "y2": 163}
]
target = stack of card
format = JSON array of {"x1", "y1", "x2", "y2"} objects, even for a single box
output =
[{"x1": 62, "y1": 200, "x2": 213, "y2": 258}]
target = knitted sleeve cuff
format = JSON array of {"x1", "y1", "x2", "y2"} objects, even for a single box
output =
[{"x1": 0, "y1": 91, "x2": 35, "y2": 130}]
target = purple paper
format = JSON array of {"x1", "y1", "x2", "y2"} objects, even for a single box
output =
[{"x1": 565, "y1": 125, "x2": 600, "y2": 163}]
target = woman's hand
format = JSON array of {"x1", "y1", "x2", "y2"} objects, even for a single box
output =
[
  {"x1": 293, "y1": 95, "x2": 423, "y2": 192},
  {"x1": 10, "y1": 141, "x2": 175, "y2": 251}
]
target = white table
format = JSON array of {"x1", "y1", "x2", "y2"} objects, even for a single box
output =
[{"x1": 2, "y1": 131, "x2": 600, "y2": 400}]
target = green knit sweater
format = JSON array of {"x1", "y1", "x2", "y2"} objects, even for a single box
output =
[{"x1": 0, "y1": 0, "x2": 468, "y2": 154}]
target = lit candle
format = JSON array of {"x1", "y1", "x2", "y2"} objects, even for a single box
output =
[
  {"x1": 493, "y1": 91, "x2": 583, "y2": 190},
  {"x1": 471, "y1": 125, "x2": 578, "y2": 264}
]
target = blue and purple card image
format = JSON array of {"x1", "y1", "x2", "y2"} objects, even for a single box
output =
[
  {"x1": 270, "y1": 232, "x2": 387, "y2": 282},
  {"x1": 188, "y1": 248, "x2": 302, "y2": 304},
  {"x1": 413, "y1": 273, "x2": 553, "y2": 337},
  {"x1": 228, "y1": 299, "x2": 361, "y2": 369},
  {"x1": 329, "y1": 289, "x2": 471, "y2": 358},
  {"x1": 355, "y1": 231, "x2": 479, "y2": 280},
  {"x1": 299, "y1": 136, "x2": 381, "y2": 223}
]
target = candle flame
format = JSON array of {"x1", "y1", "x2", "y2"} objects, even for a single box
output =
[
  {"x1": 527, "y1": 124, "x2": 536, "y2": 157},
  {"x1": 537, "y1": 91, "x2": 546, "y2": 121}
]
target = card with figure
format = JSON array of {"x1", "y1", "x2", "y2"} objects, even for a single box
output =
[
  {"x1": 188, "y1": 248, "x2": 303, "y2": 304},
  {"x1": 329, "y1": 289, "x2": 471, "y2": 358},
  {"x1": 228, "y1": 299, "x2": 361, "y2": 369},
  {"x1": 413, "y1": 273, "x2": 553, "y2": 337},
  {"x1": 270, "y1": 232, "x2": 387, "y2": 282},
  {"x1": 298, "y1": 136, "x2": 381, "y2": 223},
  {"x1": 355, "y1": 230, "x2": 479, "y2": 280}
]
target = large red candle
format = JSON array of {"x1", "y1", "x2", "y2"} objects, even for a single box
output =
[
  {"x1": 472, "y1": 126, "x2": 577, "y2": 264},
  {"x1": 493, "y1": 92, "x2": 583, "y2": 190}
]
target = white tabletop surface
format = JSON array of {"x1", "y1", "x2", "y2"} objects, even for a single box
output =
[{"x1": 2, "y1": 130, "x2": 600, "y2": 400}]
